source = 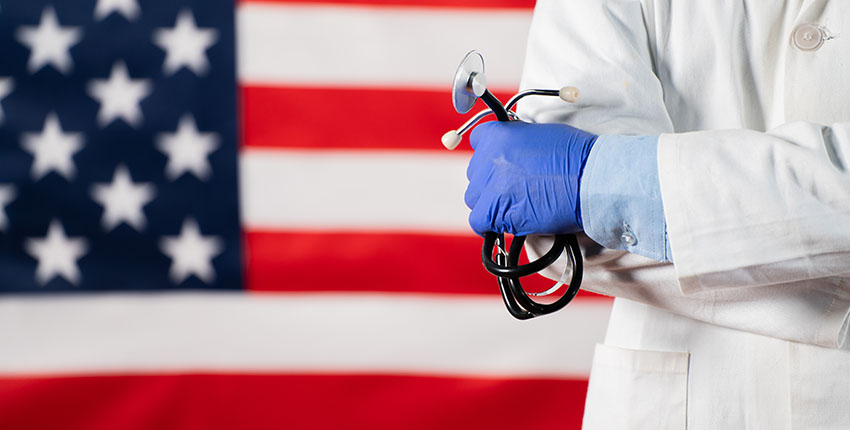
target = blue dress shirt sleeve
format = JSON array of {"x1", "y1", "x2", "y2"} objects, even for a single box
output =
[{"x1": 579, "y1": 135, "x2": 672, "y2": 261}]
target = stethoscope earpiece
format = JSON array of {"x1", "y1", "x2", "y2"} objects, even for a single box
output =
[
  {"x1": 559, "y1": 86, "x2": 579, "y2": 103},
  {"x1": 441, "y1": 130, "x2": 461, "y2": 150}
]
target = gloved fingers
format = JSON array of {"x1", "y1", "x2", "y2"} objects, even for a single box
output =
[
  {"x1": 466, "y1": 151, "x2": 478, "y2": 181},
  {"x1": 464, "y1": 168, "x2": 500, "y2": 210},
  {"x1": 465, "y1": 148, "x2": 497, "y2": 208},
  {"x1": 464, "y1": 183, "x2": 481, "y2": 210},
  {"x1": 468, "y1": 194, "x2": 493, "y2": 236},
  {"x1": 463, "y1": 120, "x2": 599, "y2": 237},
  {"x1": 469, "y1": 121, "x2": 499, "y2": 151},
  {"x1": 469, "y1": 192, "x2": 545, "y2": 236},
  {"x1": 469, "y1": 189, "x2": 512, "y2": 236},
  {"x1": 465, "y1": 127, "x2": 506, "y2": 207},
  {"x1": 472, "y1": 121, "x2": 533, "y2": 155}
]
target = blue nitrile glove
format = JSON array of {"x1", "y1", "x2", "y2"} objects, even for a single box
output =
[{"x1": 465, "y1": 121, "x2": 598, "y2": 236}]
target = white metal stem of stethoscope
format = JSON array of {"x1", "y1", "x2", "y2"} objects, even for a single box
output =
[{"x1": 442, "y1": 87, "x2": 579, "y2": 150}]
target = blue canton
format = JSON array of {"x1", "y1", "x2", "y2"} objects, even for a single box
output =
[{"x1": 0, "y1": 0, "x2": 242, "y2": 292}]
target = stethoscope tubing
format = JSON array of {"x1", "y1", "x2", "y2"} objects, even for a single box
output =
[
  {"x1": 481, "y1": 232, "x2": 567, "y2": 278},
  {"x1": 454, "y1": 89, "x2": 561, "y2": 137},
  {"x1": 486, "y1": 233, "x2": 583, "y2": 319},
  {"x1": 480, "y1": 89, "x2": 511, "y2": 122},
  {"x1": 473, "y1": 90, "x2": 584, "y2": 319},
  {"x1": 505, "y1": 235, "x2": 583, "y2": 317}
]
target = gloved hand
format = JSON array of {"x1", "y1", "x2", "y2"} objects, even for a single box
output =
[{"x1": 465, "y1": 121, "x2": 598, "y2": 236}]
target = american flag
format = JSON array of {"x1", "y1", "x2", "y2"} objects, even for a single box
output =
[{"x1": 0, "y1": 0, "x2": 612, "y2": 428}]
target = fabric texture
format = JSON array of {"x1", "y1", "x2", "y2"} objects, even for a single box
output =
[
  {"x1": 517, "y1": 0, "x2": 850, "y2": 427},
  {"x1": 465, "y1": 121, "x2": 597, "y2": 236},
  {"x1": 580, "y1": 134, "x2": 670, "y2": 262}
]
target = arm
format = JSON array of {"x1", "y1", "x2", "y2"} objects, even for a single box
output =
[
  {"x1": 659, "y1": 123, "x2": 850, "y2": 293},
  {"x1": 479, "y1": 0, "x2": 850, "y2": 347}
]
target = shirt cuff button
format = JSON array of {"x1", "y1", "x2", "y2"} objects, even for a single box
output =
[{"x1": 620, "y1": 223, "x2": 638, "y2": 246}]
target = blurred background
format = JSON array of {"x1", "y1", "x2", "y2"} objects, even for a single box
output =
[{"x1": 0, "y1": 0, "x2": 611, "y2": 428}]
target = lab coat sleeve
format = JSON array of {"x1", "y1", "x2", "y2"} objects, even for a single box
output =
[
  {"x1": 517, "y1": 0, "x2": 674, "y2": 136},
  {"x1": 657, "y1": 123, "x2": 850, "y2": 348},
  {"x1": 659, "y1": 124, "x2": 850, "y2": 293}
]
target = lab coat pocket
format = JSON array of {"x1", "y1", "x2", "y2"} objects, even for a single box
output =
[{"x1": 582, "y1": 344, "x2": 690, "y2": 430}]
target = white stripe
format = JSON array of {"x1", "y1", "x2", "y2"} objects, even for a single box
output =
[
  {"x1": 237, "y1": 3, "x2": 531, "y2": 89},
  {"x1": 240, "y1": 148, "x2": 471, "y2": 232},
  {"x1": 0, "y1": 293, "x2": 611, "y2": 378}
]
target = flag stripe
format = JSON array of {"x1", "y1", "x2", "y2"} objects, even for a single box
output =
[
  {"x1": 244, "y1": 230, "x2": 612, "y2": 300},
  {"x1": 240, "y1": 147, "x2": 471, "y2": 232},
  {"x1": 0, "y1": 293, "x2": 610, "y2": 377},
  {"x1": 239, "y1": 0, "x2": 536, "y2": 11},
  {"x1": 2, "y1": 1, "x2": 599, "y2": 428},
  {"x1": 0, "y1": 374, "x2": 586, "y2": 430},
  {"x1": 241, "y1": 85, "x2": 506, "y2": 151},
  {"x1": 236, "y1": 3, "x2": 531, "y2": 89},
  {"x1": 245, "y1": 230, "x2": 493, "y2": 293}
]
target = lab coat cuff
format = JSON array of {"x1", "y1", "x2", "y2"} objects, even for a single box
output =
[{"x1": 580, "y1": 135, "x2": 669, "y2": 261}]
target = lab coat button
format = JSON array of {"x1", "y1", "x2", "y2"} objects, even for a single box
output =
[{"x1": 791, "y1": 24, "x2": 826, "y2": 51}]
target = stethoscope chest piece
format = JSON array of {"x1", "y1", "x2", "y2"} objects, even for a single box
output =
[{"x1": 452, "y1": 51, "x2": 486, "y2": 114}]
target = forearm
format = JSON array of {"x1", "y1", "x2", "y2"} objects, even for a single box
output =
[
  {"x1": 658, "y1": 121, "x2": 850, "y2": 293},
  {"x1": 580, "y1": 134, "x2": 671, "y2": 262}
]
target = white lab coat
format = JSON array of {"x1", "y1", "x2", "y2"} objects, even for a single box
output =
[{"x1": 519, "y1": 0, "x2": 850, "y2": 428}]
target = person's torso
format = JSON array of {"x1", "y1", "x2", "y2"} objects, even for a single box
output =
[
  {"x1": 648, "y1": 0, "x2": 850, "y2": 132},
  {"x1": 583, "y1": 1, "x2": 850, "y2": 428}
]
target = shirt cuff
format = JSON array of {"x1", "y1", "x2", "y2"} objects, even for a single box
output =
[{"x1": 580, "y1": 134, "x2": 671, "y2": 261}]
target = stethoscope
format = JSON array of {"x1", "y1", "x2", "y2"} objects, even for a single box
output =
[{"x1": 442, "y1": 50, "x2": 584, "y2": 320}]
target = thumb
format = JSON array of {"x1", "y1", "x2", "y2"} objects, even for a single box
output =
[{"x1": 469, "y1": 121, "x2": 498, "y2": 151}]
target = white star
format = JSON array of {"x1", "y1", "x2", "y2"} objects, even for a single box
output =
[
  {"x1": 91, "y1": 165, "x2": 156, "y2": 232},
  {"x1": 87, "y1": 61, "x2": 151, "y2": 128},
  {"x1": 0, "y1": 77, "x2": 12, "y2": 124},
  {"x1": 156, "y1": 115, "x2": 219, "y2": 181},
  {"x1": 0, "y1": 185, "x2": 15, "y2": 231},
  {"x1": 16, "y1": 7, "x2": 82, "y2": 75},
  {"x1": 152, "y1": 9, "x2": 218, "y2": 76},
  {"x1": 25, "y1": 220, "x2": 88, "y2": 286},
  {"x1": 160, "y1": 218, "x2": 223, "y2": 284},
  {"x1": 94, "y1": 0, "x2": 141, "y2": 21},
  {"x1": 21, "y1": 112, "x2": 84, "y2": 181}
]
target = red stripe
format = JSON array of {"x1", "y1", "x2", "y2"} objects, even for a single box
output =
[
  {"x1": 238, "y1": 0, "x2": 536, "y2": 11},
  {"x1": 244, "y1": 230, "x2": 611, "y2": 301},
  {"x1": 241, "y1": 85, "x2": 514, "y2": 152},
  {"x1": 0, "y1": 373, "x2": 586, "y2": 430}
]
